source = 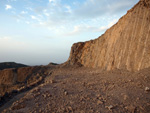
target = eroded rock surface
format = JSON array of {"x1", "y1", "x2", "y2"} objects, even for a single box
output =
[
  {"x1": 0, "y1": 66, "x2": 50, "y2": 97},
  {"x1": 67, "y1": 0, "x2": 150, "y2": 71}
]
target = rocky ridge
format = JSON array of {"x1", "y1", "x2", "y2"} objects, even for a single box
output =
[{"x1": 0, "y1": 62, "x2": 28, "y2": 70}]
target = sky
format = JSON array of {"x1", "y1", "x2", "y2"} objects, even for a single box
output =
[{"x1": 0, "y1": 0, "x2": 139, "y2": 66}]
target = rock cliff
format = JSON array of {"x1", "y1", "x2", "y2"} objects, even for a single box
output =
[{"x1": 67, "y1": 0, "x2": 150, "y2": 71}]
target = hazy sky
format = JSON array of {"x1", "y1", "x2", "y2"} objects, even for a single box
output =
[{"x1": 0, "y1": 0, "x2": 139, "y2": 65}]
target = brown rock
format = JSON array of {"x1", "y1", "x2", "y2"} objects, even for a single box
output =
[
  {"x1": 64, "y1": 91, "x2": 68, "y2": 95},
  {"x1": 125, "y1": 106, "x2": 136, "y2": 113},
  {"x1": 11, "y1": 103, "x2": 26, "y2": 110},
  {"x1": 42, "y1": 94, "x2": 47, "y2": 98},
  {"x1": 97, "y1": 100, "x2": 103, "y2": 105},
  {"x1": 123, "y1": 95, "x2": 128, "y2": 100},
  {"x1": 145, "y1": 87, "x2": 150, "y2": 91},
  {"x1": 106, "y1": 105, "x2": 114, "y2": 111},
  {"x1": 50, "y1": 80, "x2": 56, "y2": 84}
]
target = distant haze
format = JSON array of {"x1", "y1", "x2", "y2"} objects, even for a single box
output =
[{"x1": 0, "y1": 0, "x2": 139, "y2": 66}]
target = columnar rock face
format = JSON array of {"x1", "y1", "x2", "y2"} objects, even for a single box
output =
[{"x1": 67, "y1": 0, "x2": 150, "y2": 71}]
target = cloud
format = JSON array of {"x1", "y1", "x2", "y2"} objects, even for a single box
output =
[
  {"x1": 31, "y1": 15, "x2": 41, "y2": 21},
  {"x1": 31, "y1": 15, "x2": 36, "y2": 19},
  {"x1": 0, "y1": 36, "x2": 11, "y2": 40},
  {"x1": 4, "y1": 0, "x2": 139, "y2": 37},
  {"x1": 43, "y1": 10, "x2": 50, "y2": 16},
  {"x1": 66, "y1": 19, "x2": 118, "y2": 36},
  {"x1": 26, "y1": 7, "x2": 33, "y2": 11},
  {"x1": 65, "y1": 5, "x2": 72, "y2": 13},
  {"x1": 48, "y1": 0, "x2": 58, "y2": 6},
  {"x1": 26, "y1": 21, "x2": 30, "y2": 24},
  {"x1": 9, "y1": 0, "x2": 17, "y2": 1},
  {"x1": 96, "y1": 19, "x2": 118, "y2": 32},
  {"x1": 5, "y1": 5, "x2": 12, "y2": 10},
  {"x1": 49, "y1": 0, "x2": 55, "y2": 3},
  {"x1": 74, "y1": 0, "x2": 138, "y2": 18},
  {"x1": 12, "y1": 14, "x2": 25, "y2": 22},
  {"x1": 21, "y1": 11, "x2": 28, "y2": 14},
  {"x1": 37, "y1": 0, "x2": 138, "y2": 26}
]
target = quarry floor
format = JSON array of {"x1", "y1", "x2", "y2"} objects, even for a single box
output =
[{"x1": 1, "y1": 66, "x2": 150, "y2": 113}]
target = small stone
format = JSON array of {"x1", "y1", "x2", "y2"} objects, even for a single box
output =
[
  {"x1": 125, "y1": 106, "x2": 136, "y2": 112},
  {"x1": 86, "y1": 97, "x2": 90, "y2": 100},
  {"x1": 136, "y1": 97, "x2": 140, "y2": 100},
  {"x1": 44, "y1": 72, "x2": 47, "y2": 75},
  {"x1": 68, "y1": 106, "x2": 73, "y2": 111},
  {"x1": 39, "y1": 109, "x2": 42, "y2": 112},
  {"x1": 97, "y1": 100, "x2": 103, "y2": 105},
  {"x1": 42, "y1": 94, "x2": 47, "y2": 98},
  {"x1": 82, "y1": 82, "x2": 86, "y2": 86},
  {"x1": 75, "y1": 78, "x2": 78, "y2": 81},
  {"x1": 96, "y1": 94, "x2": 101, "y2": 97},
  {"x1": 123, "y1": 95, "x2": 128, "y2": 100},
  {"x1": 40, "y1": 84, "x2": 44, "y2": 87},
  {"x1": 128, "y1": 80, "x2": 132, "y2": 82},
  {"x1": 50, "y1": 80, "x2": 56, "y2": 83},
  {"x1": 106, "y1": 105, "x2": 114, "y2": 110},
  {"x1": 97, "y1": 97, "x2": 102, "y2": 100},
  {"x1": 36, "y1": 103, "x2": 40, "y2": 107},
  {"x1": 64, "y1": 91, "x2": 68, "y2": 95},
  {"x1": 47, "y1": 94, "x2": 52, "y2": 97},
  {"x1": 37, "y1": 92, "x2": 41, "y2": 95},
  {"x1": 145, "y1": 87, "x2": 150, "y2": 91}
]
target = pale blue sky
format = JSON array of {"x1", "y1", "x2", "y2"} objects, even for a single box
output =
[{"x1": 0, "y1": 0, "x2": 139, "y2": 65}]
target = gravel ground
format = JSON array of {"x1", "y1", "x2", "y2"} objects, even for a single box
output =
[{"x1": 1, "y1": 66, "x2": 150, "y2": 113}]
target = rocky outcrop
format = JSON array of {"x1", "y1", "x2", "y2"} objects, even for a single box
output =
[
  {"x1": 0, "y1": 66, "x2": 49, "y2": 96},
  {"x1": 67, "y1": 0, "x2": 150, "y2": 71}
]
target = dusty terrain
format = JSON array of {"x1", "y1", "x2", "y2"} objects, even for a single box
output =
[{"x1": 1, "y1": 65, "x2": 150, "y2": 113}]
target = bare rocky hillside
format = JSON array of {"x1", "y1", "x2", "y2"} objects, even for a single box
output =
[{"x1": 67, "y1": 0, "x2": 150, "y2": 72}]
